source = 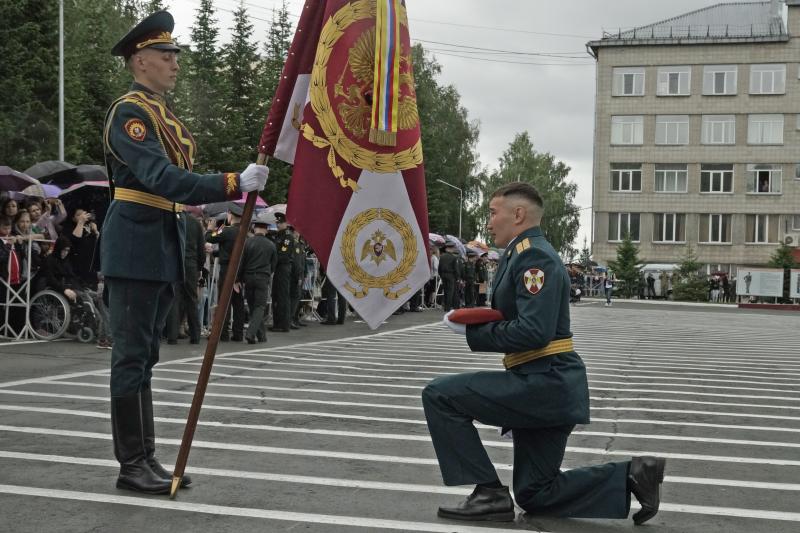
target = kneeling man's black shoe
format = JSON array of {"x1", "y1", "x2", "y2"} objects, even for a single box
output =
[
  {"x1": 437, "y1": 485, "x2": 515, "y2": 522},
  {"x1": 629, "y1": 456, "x2": 666, "y2": 525}
]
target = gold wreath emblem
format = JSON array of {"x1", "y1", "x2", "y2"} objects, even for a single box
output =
[
  {"x1": 304, "y1": 0, "x2": 423, "y2": 191},
  {"x1": 341, "y1": 208, "x2": 418, "y2": 299}
]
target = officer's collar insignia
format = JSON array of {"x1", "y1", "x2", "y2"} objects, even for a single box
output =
[
  {"x1": 124, "y1": 119, "x2": 147, "y2": 142},
  {"x1": 523, "y1": 268, "x2": 545, "y2": 295}
]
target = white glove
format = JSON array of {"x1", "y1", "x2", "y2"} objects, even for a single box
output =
[
  {"x1": 239, "y1": 163, "x2": 268, "y2": 192},
  {"x1": 443, "y1": 310, "x2": 466, "y2": 335}
]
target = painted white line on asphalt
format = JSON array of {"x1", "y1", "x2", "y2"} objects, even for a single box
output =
[
  {"x1": 589, "y1": 379, "x2": 800, "y2": 395},
  {"x1": 8, "y1": 388, "x2": 800, "y2": 428},
  {"x1": 0, "y1": 484, "x2": 530, "y2": 533},
  {"x1": 0, "y1": 451, "x2": 469, "y2": 495},
  {"x1": 41, "y1": 381, "x2": 800, "y2": 415},
  {"x1": 658, "y1": 502, "x2": 800, "y2": 522},
  {"x1": 590, "y1": 417, "x2": 800, "y2": 435},
  {"x1": 156, "y1": 369, "x2": 422, "y2": 390},
  {"x1": 171, "y1": 362, "x2": 433, "y2": 382},
  {"x1": 589, "y1": 372, "x2": 800, "y2": 387},
  {"x1": 8, "y1": 449, "x2": 800, "y2": 495},
  {"x1": 5, "y1": 424, "x2": 800, "y2": 468},
  {"x1": 584, "y1": 361, "x2": 800, "y2": 378},
  {"x1": 6, "y1": 404, "x2": 800, "y2": 452},
  {"x1": 45, "y1": 381, "x2": 423, "y2": 411}
]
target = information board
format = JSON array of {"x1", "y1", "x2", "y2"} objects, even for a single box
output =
[{"x1": 736, "y1": 268, "x2": 784, "y2": 297}]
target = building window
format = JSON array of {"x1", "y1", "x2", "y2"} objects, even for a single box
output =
[
  {"x1": 745, "y1": 214, "x2": 778, "y2": 243},
  {"x1": 610, "y1": 116, "x2": 643, "y2": 145},
  {"x1": 700, "y1": 164, "x2": 733, "y2": 193},
  {"x1": 655, "y1": 115, "x2": 689, "y2": 145},
  {"x1": 792, "y1": 215, "x2": 800, "y2": 231},
  {"x1": 612, "y1": 67, "x2": 645, "y2": 96},
  {"x1": 747, "y1": 114, "x2": 784, "y2": 144},
  {"x1": 701, "y1": 115, "x2": 735, "y2": 144},
  {"x1": 657, "y1": 66, "x2": 691, "y2": 96},
  {"x1": 653, "y1": 213, "x2": 686, "y2": 242},
  {"x1": 746, "y1": 164, "x2": 782, "y2": 194},
  {"x1": 699, "y1": 214, "x2": 732, "y2": 243},
  {"x1": 703, "y1": 65, "x2": 737, "y2": 95},
  {"x1": 608, "y1": 213, "x2": 640, "y2": 242},
  {"x1": 610, "y1": 164, "x2": 642, "y2": 192},
  {"x1": 750, "y1": 64, "x2": 786, "y2": 95},
  {"x1": 654, "y1": 164, "x2": 688, "y2": 193}
]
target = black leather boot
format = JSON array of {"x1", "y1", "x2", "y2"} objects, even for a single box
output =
[
  {"x1": 437, "y1": 485, "x2": 515, "y2": 522},
  {"x1": 111, "y1": 393, "x2": 171, "y2": 494},
  {"x1": 141, "y1": 386, "x2": 191, "y2": 488},
  {"x1": 629, "y1": 456, "x2": 666, "y2": 525}
]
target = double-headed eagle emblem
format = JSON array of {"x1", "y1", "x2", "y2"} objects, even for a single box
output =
[
  {"x1": 360, "y1": 229, "x2": 397, "y2": 266},
  {"x1": 335, "y1": 27, "x2": 419, "y2": 140}
]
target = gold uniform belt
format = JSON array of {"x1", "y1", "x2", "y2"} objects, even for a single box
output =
[
  {"x1": 503, "y1": 338, "x2": 574, "y2": 369},
  {"x1": 114, "y1": 187, "x2": 183, "y2": 212}
]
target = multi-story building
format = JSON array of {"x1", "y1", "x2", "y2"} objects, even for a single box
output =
[{"x1": 587, "y1": 0, "x2": 800, "y2": 274}]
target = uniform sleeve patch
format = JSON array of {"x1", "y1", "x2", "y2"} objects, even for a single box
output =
[
  {"x1": 124, "y1": 119, "x2": 147, "y2": 141},
  {"x1": 523, "y1": 268, "x2": 545, "y2": 295}
]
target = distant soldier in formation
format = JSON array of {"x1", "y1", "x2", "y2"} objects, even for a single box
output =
[
  {"x1": 206, "y1": 203, "x2": 246, "y2": 341},
  {"x1": 438, "y1": 241, "x2": 462, "y2": 312},
  {"x1": 269, "y1": 212, "x2": 294, "y2": 332},
  {"x1": 289, "y1": 228, "x2": 307, "y2": 329},
  {"x1": 463, "y1": 251, "x2": 478, "y2": 308},
  {"x1": 241, "y1": 216, "x2": 277, "y2": 344}
]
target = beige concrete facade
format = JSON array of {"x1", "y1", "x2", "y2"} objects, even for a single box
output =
[{"x1": 588, "y1": 4, "x2": 800, "y2": 273}]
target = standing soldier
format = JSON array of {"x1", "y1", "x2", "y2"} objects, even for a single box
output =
[
  {"x1": 166, "y1": 210, "x2": 205, "y2": 344},
  {"x1": 205, "y1": 204, "x2": 246, "y2": 341},
  {"x1": 102, "y1": 10, "x2": 267, "y2": 494},
  {"x1": 438, "y1": 242, "x2": 459, "y2": 312},
  {"x1": 476, "y1": 253, "x2": 488, "y2": 306},
  {"x1": 463, "y1": 251, "x2": 477, "y2": 308},
  {"x1": 423, "y1": 182, "x2": 665, "y2": 524},
  {"x1": 289, "y1": 228, "x2": 307, "y2": 329},
  {"x1": 242, "y1": 215, "x2": 277, "y2": 344},
  {"x1": 270, "y1": 212, "x2": 294, "y2": 332}
]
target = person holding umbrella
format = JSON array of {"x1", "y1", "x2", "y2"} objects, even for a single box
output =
[{"x1": 101, "y1": 10, "x2": 268, "y2": 495}]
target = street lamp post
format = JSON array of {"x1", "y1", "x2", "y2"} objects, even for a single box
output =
[{"x1": 436, "y1": 179, "x2": 463, "y2": 240}]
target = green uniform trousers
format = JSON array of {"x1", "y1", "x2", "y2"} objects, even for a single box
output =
[
  {"x1": 422, "y1": 370, "x2": 631, "y2": 519},
  {"x1": 244, "y1": 273, "x2": 270, "y2": 340},
  {"x1": 107, "y1": 278, "x2": 174, "y2": 396}
]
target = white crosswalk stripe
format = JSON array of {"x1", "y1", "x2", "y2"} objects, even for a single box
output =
[{"x1": 1, "y1": 306, "x2": 800, "y2": 531}]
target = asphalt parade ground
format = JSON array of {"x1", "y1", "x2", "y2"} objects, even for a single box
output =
[{"x1": 0, "y1": 301, "x2": 799, "y2": 532}]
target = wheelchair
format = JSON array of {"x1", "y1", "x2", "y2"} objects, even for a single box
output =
[{"x1": 29, "y1": 289, "x2": 100, "y2": 342}]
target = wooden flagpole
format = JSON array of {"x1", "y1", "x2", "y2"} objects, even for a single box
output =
[{"x1": 169, "y1": 153, "x2": 268, "y2": 499}]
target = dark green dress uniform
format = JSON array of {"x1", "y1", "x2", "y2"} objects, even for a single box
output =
[
  {"x1": 242, "y1": 232, "x2": 277, "y2": 342},
  {"x1": 166, "y1": 212, "x2": 204, "y2": 343},
  {"x1": 270, "y1": 228, "x2": 294, "y2": 331},
  {"x1": 463, "y1": 258, "x2": 477, "y2": 308},
  {"x1": 422, "y1": 227, "x2": 631, "y2": 518},
  {"x1": 205, "y1": 215, "x2": 245, "y2": 341},
  {"x1": 102, "y1": 9, "x2": 242, "y2": 495},
  {"x1": 438, "y1": 248, "x2": 460, "y2": 312},
  {"x1": 289, "y1": 238, "x2": 306, "y2": 327}
]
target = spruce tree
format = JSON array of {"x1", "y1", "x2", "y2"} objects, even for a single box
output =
[
  {"x1": 672, "y1": 246, "x2": 708, "y2": 302},
  {"x1": 767, "y1": 243, "x2": 798, "y2": 302},
  {"x1": 260, "y1": 2, "x2": 294, "y2": 204},
  {"x1": 220, "y1": 3, "x2": 261, "y2": 172},
  {"x1": 607, "y1": 233, "x2": 642, "y2": 299},
  {"x1": 0, "y1": 0, "x2": 59, "y2": 167},
  {"x1": 179, "y1": 0, "x2": 224, "y2": 173}
]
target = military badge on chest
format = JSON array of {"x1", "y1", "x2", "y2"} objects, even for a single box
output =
[{"x1": 523, "y1": 268, "x2": 545, "y2": 295}]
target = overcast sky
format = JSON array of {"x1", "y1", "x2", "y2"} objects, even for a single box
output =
[{"x1": 167, "y1": 0, "x2": 767, "y2": 249}]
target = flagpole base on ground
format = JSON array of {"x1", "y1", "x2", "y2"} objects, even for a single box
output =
[{"x1": 169, "y1": 476, "x2": 181, "y2": 499}]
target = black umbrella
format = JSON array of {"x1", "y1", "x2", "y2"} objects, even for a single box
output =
[
  {"x1": 24, "y1": 160, "x2": 75, "y2": 181},
  {"x1": 37, "y1": 163, "x2": 108, "y2": 188},
  {"x1": 0, "y1": 166, "x2": 40, "y2": 192}
]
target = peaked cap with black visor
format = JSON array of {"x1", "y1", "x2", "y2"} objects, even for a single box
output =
[{"x1": 111, "y1": 10, "x2": 181, "y2": 59}]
